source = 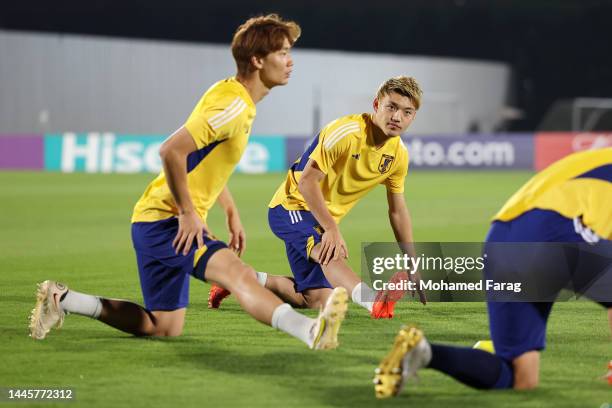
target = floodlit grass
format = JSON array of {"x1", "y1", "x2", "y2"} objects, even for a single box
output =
[{"x1": 0, "y1": 171, "x2": 609, "y2": 408}]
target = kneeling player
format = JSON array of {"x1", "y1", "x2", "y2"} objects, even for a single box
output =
[
  {"x1": 373, "y1": 147, "x2": 612, "y2": 397},
  {"x1": 29, "y1": 14, "x2": 347, "y2": 350},
  {"x1": 209, "y1": 76, "x2": 427, "y2": 318}
]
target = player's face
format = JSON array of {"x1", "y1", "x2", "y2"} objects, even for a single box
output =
[
  {"x1": 260, "y1": 37, "x2": 294, "y2": 87},
  {"x1": 372, "y1": 92, "x2": 417, "y2": 137}
]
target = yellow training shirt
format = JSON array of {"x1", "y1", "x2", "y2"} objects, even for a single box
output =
[
  {"x1": 494, "y1": 147, "x2": 612, "y2": 239},
  {"x1": 132, "y1": 77, "x2": 256, "y2": 223},
  {"x1": 269, "y1": 113, "x2": 409, "y2": 223}
]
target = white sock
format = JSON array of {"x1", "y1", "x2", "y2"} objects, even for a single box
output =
[
  {"x1": 255, "y1": 271, "x2": 268, "y2": 287},
  {"x1": 351, "y1": 282, "x2": 375, "y2": 312},
  {"x1": 271, "y1": 303, "x2": 315, "y2": 346},
  {"x1": 60, "y1": 290, "x2": 102, "y2": 319}
]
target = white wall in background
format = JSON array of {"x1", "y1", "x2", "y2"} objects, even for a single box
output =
[{"x1": 0, "y1": 30, "x2": 509, "y2": 136}]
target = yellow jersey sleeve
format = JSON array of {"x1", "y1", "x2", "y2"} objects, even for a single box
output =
[
  {"x1": 493, "y1": 147, "x2": 612, "y2": 239},
  {"x1": 184, "y1": 94, "x2": 250, "y2": 150},
  {"x1": 309, "y1": 119, "x2": 360, "y2": 173},
  {"x1": 384, "y1": 143, "x2": 409, "y2": 194}
]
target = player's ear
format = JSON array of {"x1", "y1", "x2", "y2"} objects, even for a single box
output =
[
  {"x1": 373, "y1": 97, "x2": 380, "y2": 112},
  {"x1": 250, "y1": 55, "x2": 264, "y2": 70}
]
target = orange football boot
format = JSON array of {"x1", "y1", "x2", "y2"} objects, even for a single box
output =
[{"x1": 208, "y1": 284, "x2": 231, "y2": 309}]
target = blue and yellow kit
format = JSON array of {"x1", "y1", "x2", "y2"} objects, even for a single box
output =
[
  {"x1": 269, "y1": 113, "x2": 409, "y2": 222},
  {"x1": 133, "y1": 77, "x2": 256, "y2": 224},
  {"x1": 485, "y1": 147, "x2": 612, "y2": 362},
  {"x1": 268, "y1": 113, "x2": 409, "y2": 292},
  {"x1": 131, "y1": 77, "x2": 256, "y2": 310},
  {"x1": 493, "y1": 147, "x2": 612, "y2": 240}
]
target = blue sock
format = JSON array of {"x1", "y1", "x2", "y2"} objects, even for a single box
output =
[{"x1": 428, "y1": 344, "x2": 514, "y2": 389}]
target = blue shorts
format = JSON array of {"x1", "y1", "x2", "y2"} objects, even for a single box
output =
[
  {"x1": 131, "y1": 217, "x2": 227, "y2": 311},
  {"x1": 484, "y1": 209, "x2": 612, "y2": 361},
  {"x1": 268, "y1": 206, "x2": 332, "y2": 293}
]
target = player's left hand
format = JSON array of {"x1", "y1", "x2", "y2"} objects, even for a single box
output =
[{"x1": 226, "y1": 212, "x2": 246, "y2": 257}]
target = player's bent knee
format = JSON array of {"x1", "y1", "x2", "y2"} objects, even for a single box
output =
[
  {"x1": 148, "y1": 309, "x2": 185, "y2": 337},
  {"x1": 512, "y1": 351, "x2": 540, "y2": 390},
  {"x1": 150, "y1": 322, "x2": 184, "y2": 337},
  {"x1": 161, "y1": 327, "x2": 183, "y2": 337},
  {"x1": 134, "y1": 325, "x2": 182, "y2": 337},
  {"x1": 513, "y1": 376, "x2": 539, "y2": 390}
]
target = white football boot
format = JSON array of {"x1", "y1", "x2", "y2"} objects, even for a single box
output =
[
  {"x1": 29, "y1": 280, "x2": 68, "y2": 340},
  {"x1": 310, "y1": 287, "x2": 348, "y2": 350}
]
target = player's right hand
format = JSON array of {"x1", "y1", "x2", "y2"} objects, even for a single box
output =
[
  {"x1": 173, "y1": 210, "x2": 209, "y2": 256},
  {"x1": 409, "y1": 270, "x2": 427, "y2": 305},
  {"x1": 319, "y1": 226, "x2": 349, "y2": 265}
]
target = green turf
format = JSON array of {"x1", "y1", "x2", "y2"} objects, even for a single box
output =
[{"x1": 0, "y1": 171, "x2": 609, "y2": 408}]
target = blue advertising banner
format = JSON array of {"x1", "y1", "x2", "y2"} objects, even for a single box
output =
[
  {"x1": 284, "y1": 134, "x2": 535, "y2": 170},
  {"x1": 285, "y1": 136, "x2": 315, "y2": 169},
  {"x1": 402, "y1": 134, "x2": 534, "y2": 169}
]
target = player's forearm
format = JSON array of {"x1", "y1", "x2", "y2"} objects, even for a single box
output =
[
  {"x1": 299, "y1": 178, "x2": 337, "y2": 231},
  {"x1": 217, "y1": 186, "x2": 239, "y2": 217},
  {"x1": 160, "y1": 149, "x2": 194, "y2": 214},
  {"x1": 389, "y1": 207, "x2": 417, "y2": 258}
]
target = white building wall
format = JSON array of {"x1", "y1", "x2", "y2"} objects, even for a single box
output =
[{"x1": 0, "y1": 30, "x2": 510, "y2": 136}]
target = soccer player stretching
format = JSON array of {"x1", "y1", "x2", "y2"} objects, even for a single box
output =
[
  {"x1": 29, "y1": 14, "x2": 348, "y2": 350},
  {"x1": 209, "y1": 76, "x2": 427, "y2": 318},
  {"x1": 373, "y1": 148, "x2": 612, "y2": 397}
]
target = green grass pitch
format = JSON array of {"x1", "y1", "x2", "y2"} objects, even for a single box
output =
[{"x1": 0, "y1": 171, "x2": 609, "y2": 408}]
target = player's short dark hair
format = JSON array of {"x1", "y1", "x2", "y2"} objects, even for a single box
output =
[{"x1": 231, "y1": 14, "x2": 301, "y2": 76}]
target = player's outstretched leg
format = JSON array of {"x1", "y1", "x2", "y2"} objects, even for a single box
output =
[
  {"x1": 307, "y1": 243, "x2": 398, "y2": 319},
  {"x1": 373, "y1": 325, "x2": 516, "y2": 398},
  {"x1": 317, "y1": 254, "x2": 393, "y2": 319},
  {"x1": 30, "y1": 280, "x2": 184, "y2": 339},
  {"x1": 208, "y1": 274, "x2": 307, "y2": 309},
  {"x1": 203, "y1": 248, "x2": 347, "y2": 349},
  {"x1": 207, "y1": 245, "x2": 394, "y2": 318}
]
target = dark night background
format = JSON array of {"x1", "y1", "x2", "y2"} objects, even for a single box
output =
[{"x1": 2, "y1": 0, "x2": 612, "y2": 130}]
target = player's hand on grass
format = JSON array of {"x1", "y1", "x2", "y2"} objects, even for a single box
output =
[
  {"x1": 226, "y1": 212, "x2": 246, "y2": 257},
  {"x1": 173, "y1": 209, "x2": 209, "y2": 256},
  {"x1": 319, "y1": 226, "x2": 349, "y2": 265},
  {"x1": 416, "y1": 287, "x2": 427, "y2": 305},
  {"x1": 409, "y1": 270, "x2": 427, "y2": 305},
  {"x1": 385, "y1": 270, "x2": 410, "y2": 302},
  {"x1": 375, "y1": 270, "x2": 416, "y2": 305}
]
